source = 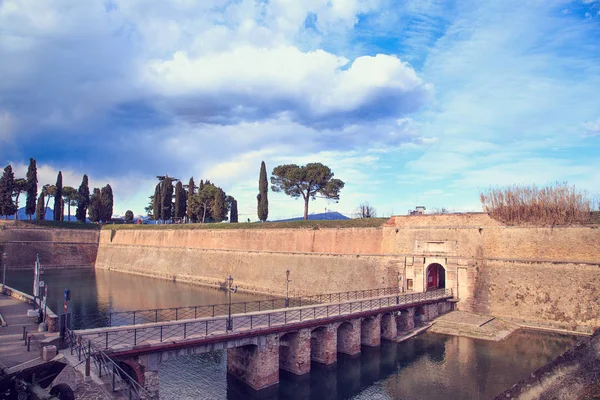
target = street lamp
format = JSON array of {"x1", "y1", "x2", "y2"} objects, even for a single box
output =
[
  {"x1": 396, "y1": 271, "x2": 401, "y2": 305},
  {"x1": 226, "y1": 275, "x2": 237, "y2": 331},
  {"x1": 1, "y1": 251, "x2": 7, "y2": 291},
  {"x1": 285, "y1": 269, "x2": 291, "y2": 308}
]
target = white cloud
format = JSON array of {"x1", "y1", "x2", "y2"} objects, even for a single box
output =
[
  {"x1": 143, "y1": 47, "x2": 431, "y2": 125},
  {"x1": 583, "y1": 119, "x2": 600, "y2": 137}
]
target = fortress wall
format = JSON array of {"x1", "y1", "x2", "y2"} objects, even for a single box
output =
[
  {"x1": 385, "y1": 214, "x2": 600, "y2": 262},
  {"x1": 0, "y1": 227, "x2": 99, "y2": 269},
  {"x1": 94, "y1": 244, "x2": 400, "y2": 296},
  {"x1": 471, "y1": 259, "x2": 600, "y2": 332},
  {"x1": 101, "y1": 228, "x2": 383, "y2": 255}
]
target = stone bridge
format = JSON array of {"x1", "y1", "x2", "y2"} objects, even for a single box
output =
[{"x1": 71, "y1": 289, "x2": 453, "y2": 399}]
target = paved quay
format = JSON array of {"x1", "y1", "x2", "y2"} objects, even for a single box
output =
[
  {"x1": 1, "y1": 293, "x2": 114, "y2": 399},
  {"x1": 0, "y1": 293, "x2": 43, "y2": 371},
  {"x1": 429, "y1": 310, "x2": 519, "y2": 341}
]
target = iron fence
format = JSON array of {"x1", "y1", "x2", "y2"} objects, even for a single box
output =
[
  {"x1": 71, "y1": 286, "x2": 398, "y2": 329},
  {"x1": 76, "y1": 289, "x2": 452, "y2": 351},
  {"x1": 65, "y1": 328, "x2": 150, "y2": 399}
]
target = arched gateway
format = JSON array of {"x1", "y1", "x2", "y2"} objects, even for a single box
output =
[{"x1": 425, "y1": 263, "x2": 445, "y2": 291}]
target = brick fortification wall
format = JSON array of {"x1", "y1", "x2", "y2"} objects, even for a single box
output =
[
  {"x1": 0, "y1": 226, "x2": 100, "y2": 269},
  {"x1": 96, "y1": 214, "x2": 600, "y2": 331}
]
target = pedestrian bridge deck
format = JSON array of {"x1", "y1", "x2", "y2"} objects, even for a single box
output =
[{"x1": 72, "y1": 289, "x2": 453, "y2": 355}]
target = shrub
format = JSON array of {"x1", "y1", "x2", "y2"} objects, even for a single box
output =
[{"x1": 480, "y1": 182, "x2": 592, "y2": 226}]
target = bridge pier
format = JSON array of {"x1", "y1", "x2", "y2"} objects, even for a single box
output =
[
  {"x1": 380, "y1": 312, "x2": 397, "y2": 341},
  {"x1": 361, "y1": 315, "x2": 381, "y2": 347},
  {"x1": 397, "y1": 307, "x2": 416, "y2": 332},
  {"x1": 136, "y1": 354, "x2": 160, "y2": 400},
  {"x1": 337, "y1": 319, "x2": 361, "y2": 355},
  {"x1": 227, "y1": 333, "x2": 280, "y2": 390},
  {"x1": 279, "y1": 329, "x2": 311, "y2": 375},
  {"x1": 310, "y1": 325, "x2": 337, "y2": 365}
]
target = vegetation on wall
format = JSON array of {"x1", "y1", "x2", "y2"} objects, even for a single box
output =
[{"x1": 480, "y1": 183, "x2": 593, "y2": 225}]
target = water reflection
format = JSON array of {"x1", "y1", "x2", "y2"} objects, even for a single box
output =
[
  {"x1": 7, "y1": 268, "x2": 271, "y2": 325},
  {"x1": 159, "y1": 331, "x2": 577, "y2": 400}
]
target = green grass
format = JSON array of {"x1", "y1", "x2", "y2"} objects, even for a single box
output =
[
  {"x1": 102, "y1": 218, "x2": 390, "y2": 231},
  {"x1": 8, "y1": 220, "x2": 101, "y2": 230}
]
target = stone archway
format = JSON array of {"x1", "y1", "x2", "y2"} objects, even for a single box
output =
[{"x1": 425, "y1": 263, "x2": 446, "y2": 291}]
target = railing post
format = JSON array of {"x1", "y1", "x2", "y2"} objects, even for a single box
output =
[
  {"x1": 184, "y1": 323, "x2": 187, "y2": 339},
  {"x1": 155, "y1": 309, "x2": 158, "y2": 323},
  {"x1": 268, "y1": 313, "x2": 271, "y2": 327},
  {"x1": 112, "y1": 363, "x2": 116, "y2": 392},
  {"x1": 109, "y1": 313, "x2": 112, "y2": 327},
  {"x1": 284, "y1": 311, "x2": 287, "y2": 324},
  {"x1": 85, "y1": 341, "x2": 91, "y2": 378},
  {"x1": 212, "y1": 305, "x2": 215, "y2": 317},
  {"x1": 160, "y1": 326, "x2": 163, "y2": 342},
  {"x1": 134, "y1": 329, "x2": 137, "y2": 346},
  {"x1": 176, "y1": 308, "x2": 178, "y2": 321},
  {"x1": 244, "y1": 303, "x2": 247, "y2": 313},
  {"x1": 133, "y1": 311, "x2": 136, "y2": 325}
]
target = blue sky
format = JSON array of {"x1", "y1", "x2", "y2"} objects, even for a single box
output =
[{"x1": 1, "y1": 0, "x2": 599, "y2": 220}]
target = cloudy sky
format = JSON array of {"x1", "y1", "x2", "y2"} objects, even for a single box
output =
[{"x1": 1, "y1": 0, "x2": 599, "y2": 220}]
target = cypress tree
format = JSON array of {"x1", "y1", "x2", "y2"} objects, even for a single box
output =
[
  {"x1": 88, "y1": 188, "x2": 101, "y2": 223},
  {"x1": 257, "y1": 161, "x2": 268, "y2": 222},
  {"x1": 76, "y1": 175, "x2": 90, "y2": 223},
  {"x1": 199, "y1": 180, "x2": 204, "y2": 191},
  {"x1": 161, "y1": 178, "x2": 174, "y2": 221},
  {"x1": 212, "y1": 188, "x2": 225, "y2": 222},
  {"x1": 25, "y1": 158, "x2": 37, "y2": 220},
  {"x1": 0, "y1": 165, "x2": 17, "y2": 218},
  {"x1": 174, "y1": 181, "x2": 186, "y2": 220},
  {"x1": 153, "y1": 183, "x2": 161, "y2": 221},
  {"x1": 100, "y1": 184, "x2": 114, "y2": 222},
  {"x1": 36, "y1": 193, "x2": 45, "y2": 220},
  {"x1": 186, "y1": 177, "x2": 196, "y2": 223},
  {"x1": 230, "y1": 199, "x2": 238, "y2": 223},
  {"x1": 54, "y1": 171, "x2": 63, "y2": 221}
]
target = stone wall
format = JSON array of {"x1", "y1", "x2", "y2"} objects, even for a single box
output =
[
  {"x1": 100, "y1": 227, "x2": 383, "y2": 255},
  {"x1": 0, "y1": 227, "x2": 99, "y2": 269},
  {"x1": 472, "y1": 259, "x2": 600, "y2": 331},
  {"x1": 95, "y1": 244, "x2": 399, "y2": 296}
]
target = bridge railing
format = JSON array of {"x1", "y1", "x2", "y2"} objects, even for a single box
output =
[
  {"x1": 77, "y1": 289, "x2": 452, "y2": 351},
  {"x1": 71, "y1": 286, "x2": 398, "y2": 329},
  {"x1": 65, "y1": 328, "x2": 150, "y2": 399}
]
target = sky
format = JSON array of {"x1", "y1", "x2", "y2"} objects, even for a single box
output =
[{"x1": 1, "y1": 0, "x2": 599, "y2": 220}]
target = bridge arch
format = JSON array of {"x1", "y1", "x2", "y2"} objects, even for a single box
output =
[
  {"x1": 117, "y1": 360, "x2": 143, "y2": 387},
  {"x1": 425, "y1": 263, "x2": 446, "y2": 291},
  {"x1": 337, "y1": 321, "x2": 360, "y2": 355}
]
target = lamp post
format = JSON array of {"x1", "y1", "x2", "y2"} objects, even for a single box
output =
[
  {"x1": 1, "y1": 251, "x2": 7, "y2": 291},
  {"x1": 396, "y1": 271, "x2": 401, "y2": 305},
  {"x1": 285, "y1": 269, "x2": 291, "y2": 308},
  {"x1": 226, "y1": 275, "x2": 237, "y2": 331}
]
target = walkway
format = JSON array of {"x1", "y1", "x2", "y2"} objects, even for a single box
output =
[
  {"x1": 0, "y1": 293, "x2": 42, "y2": 370},
  {"x1": 74, "y1": 289, "x2": 453, "y2": 354}
]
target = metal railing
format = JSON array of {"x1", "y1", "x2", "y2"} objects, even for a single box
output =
[
  {"x1": 65, "y1": 328, "x2": 150, "y2": 399},
  {"x1": 77, "y1": 289, "x2": 452, "y2": 351},
  {"x1": 71, "y1": 286, "x2": 398, "y2": 329}
]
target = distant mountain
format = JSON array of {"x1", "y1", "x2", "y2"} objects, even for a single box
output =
[{"x1": 274, "y1": 211, "x2": 350, "y2": 222}]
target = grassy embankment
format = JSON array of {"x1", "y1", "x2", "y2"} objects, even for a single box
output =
[{"x1": 7, "y1": 218, "x2": 389, "y2": 230}]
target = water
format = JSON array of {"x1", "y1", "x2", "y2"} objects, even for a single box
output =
[
  {"x1": 6, "y1": 269, "x2": 579, "y2": 399},
  {"x1": 6, "y1": 268, "x2": 271, "y2": 321}
]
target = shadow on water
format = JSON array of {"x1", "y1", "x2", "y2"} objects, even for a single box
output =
[{"x1": 159, "y1": 330, "x2": 577, "y2": 400}]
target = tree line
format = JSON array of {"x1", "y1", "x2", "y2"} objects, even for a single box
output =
[
  {"x1": 146, "y1": 176, "x2": 239, "y2": 224},
  {"x1": 0, "y1": 158, "x2": 114, "y2": 223}
]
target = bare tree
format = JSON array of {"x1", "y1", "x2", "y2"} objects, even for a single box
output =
[{"x1": 355, "y1": 202, "x2": 376, "y2": 218}]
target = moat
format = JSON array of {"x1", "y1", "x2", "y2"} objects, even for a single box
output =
[{"x1": 7, "y1": 268, "x2": 578, "y2": 400}]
